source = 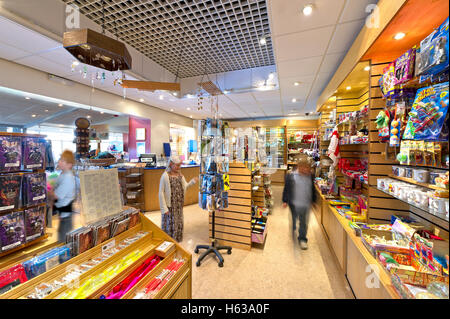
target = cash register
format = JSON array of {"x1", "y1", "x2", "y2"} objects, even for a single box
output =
[{"x1": 139, "y1": 153, "x2": 157, "y2": 167}]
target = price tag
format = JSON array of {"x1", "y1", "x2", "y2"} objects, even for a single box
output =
[{"x1": 102, "y1": 239, "x2": 115, "y2": 253}]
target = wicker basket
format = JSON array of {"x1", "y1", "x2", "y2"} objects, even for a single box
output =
[{"x1": 84, "y1": 158, "x2": 116, "y2": 166}]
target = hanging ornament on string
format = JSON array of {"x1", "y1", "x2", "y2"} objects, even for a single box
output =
[
  {"x1": 101, "y1": 72, "x2": 106, "y2": 84},
  {"x1": 71, "y1": 61, "x2": 78, "y2": 72},
  {"x1": 197, "y1": 88, "x2": 204, "y2": 111},
  {"x1": 82, "y1": 65, "x2": 88, "y2": 79}
]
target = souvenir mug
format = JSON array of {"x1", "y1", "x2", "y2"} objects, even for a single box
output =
[
  {"x1": 413, "y1": 169, "x2": 429, "y2": 183},
  {"x1": 405, "y1": 168, "x2": 413, "y2": 179},
  {"x1": 429, "y1": 172, "x2": 440, "y2": 185},
  {"x1": 430, "y1": 198, "x2": 449, "y2": 215}
]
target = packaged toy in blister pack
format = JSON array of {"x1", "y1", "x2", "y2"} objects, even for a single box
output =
[
  {"x1": 22, "y1": 245, "x2": 71, "y2": 279},
  {"x1": 380, "y1": 62, "x2": 396, "y2": 98},
  {"x1": 24, "y1": 206, "x2": 46, "y2": 242},
  {"x1": 216, "y1": 192, "x2": 228, "y2": 210},
  {"x1": 216, "y1": 156, "x2": 229, "y2": 173},
  {"x1": 375, "y1": 109, "x2": 391, "y2": 142},
  {"x1": 22, "y1": 137, "x2": 46, "y2": 170},
  {"x1": 394, "y1": 48, "x2": 416, "y2": 85},
  {"x1": 205, "y1": 156, "x2": 217, "y2": 174},
  {"x1": 0, "y1": 174, "x2": 22, "y2": 212},
  {"x1": 0, "y1": 264, "x2": 28, "y2": 295},
  {"x1": 198, "y1": 192, "x2": 207, "y2": 210},
  {"x1": 23, "y1": 173, "x2": 47, "y2": 206},
  {"x1": 404, "y1": 82, "x2": 449, "y2": 140},
  {"x1": 206, "y1": 194, "x2": 216, "y2": 211},
  {"x1": 0, "y1": 211, "x2": 25, "y2": 252},
  {"x1": 389, "y1": 102, "x2": 407, "y2": 147},
  {"x1": 416, "y1": 17, "x2": 449, "y2": 81},
  {"x1": 0, "y1": 136, "x2": 22, "y2": 173},
  {"x1": 205, "y1": 118, "x2": 218, "y2": 136}
]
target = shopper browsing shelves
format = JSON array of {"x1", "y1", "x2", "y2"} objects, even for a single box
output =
[
  {"x1": 282, "y1": 158, "x2": 316, "y2": 250},
  {"x1": 48, "y1": 150, "x2": 77, "y2": 242},
  {"x1": 159, "y1": 156, "x2": 198, "y2": 242}
]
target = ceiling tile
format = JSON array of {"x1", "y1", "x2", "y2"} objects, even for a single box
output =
[
  {"x1": 252, "y1": 90, "x2": 280, "y2": 102},
  {"x1": 0, "y1": 42, "x2": 30, "y2": 60},
  {"x1": 277, "y1": 55, "x2": 322, "y2": 78},
  {"x1": 269, "y1": 0, "x2": 345, "y2": 36},
  {"x1": 273, "y1": 26, "x2": 334, "y2": 61},
  {"x1": 327, "y1": 19, "x2": 365, "y2": 54},
  {"x1": 318, "y1": 52, "x2": 346, "y2": 74}
]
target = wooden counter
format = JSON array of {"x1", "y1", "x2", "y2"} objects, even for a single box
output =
[
  {"x1": 314, "y1": 185, "x2": 400, "y2": 299},
  {"x1": 143, "y1": 166, "x2": 200, "y2": 212}
]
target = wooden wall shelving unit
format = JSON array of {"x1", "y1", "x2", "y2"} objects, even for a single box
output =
[
  {"x1": 118, "y1": 167, "x2": 145, "y2": 212},
  {"x1": 209, "y1": 162, "x2": 252, "y2": 250}
]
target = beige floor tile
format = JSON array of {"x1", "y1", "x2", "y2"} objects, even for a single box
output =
[{"x1": 145, "y1": 186, "x2": 354, "y2": 299}]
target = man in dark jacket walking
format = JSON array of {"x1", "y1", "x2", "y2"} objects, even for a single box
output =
[{"x1": 282, "y1": 158, "x2": 316, "y2": 250}]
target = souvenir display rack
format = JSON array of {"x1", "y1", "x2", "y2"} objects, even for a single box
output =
[
  {"x1": 118, "y1": 167, "x2": 145, "y2": 211},
  {"x1": 0, "y1": 132, "x2": 49, "y2": 259},
  {"x1": 0, "y1": 213, "x2": 192, "y2": 299},
  {"x1": 265, "y1": 126, "x2": 287, "y2": 169},
  {"x1": 286, "y1": 127, "x2": 316, "y2": 169}
]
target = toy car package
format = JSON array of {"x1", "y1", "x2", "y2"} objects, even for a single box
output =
[
  {"x1": 23, "y1": 173, "x2": 47, "y2": 206},
  {"x1": 0, "y1": 211, "x2": 25, "y2": 252},
  {"x1": 404, "y1": 82, "x2": 449, "y2": 140},
  {"x1": 0, "y1": 174, "x2": 22, "y2": 212},
  {"x1": 0, "y1": 136, "x2": 22, "y2": 173},
  {"x1": 22, "y1": 137, "x2": 46, "y2": 170},
  {"x1": 416, "y1": 17, "x2": 449, "y2": 80},
  {"x1": 24, "y1": 206, "x2": 46, "y2": 242}
]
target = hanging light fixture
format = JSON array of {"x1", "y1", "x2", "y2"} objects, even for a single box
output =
[{"x1": 63, "y1": 1, "x2": 132, "y2": 71}]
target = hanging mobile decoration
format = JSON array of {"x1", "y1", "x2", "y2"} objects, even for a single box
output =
[
  {"x1": 101, "y1": 72, "x2": 106, "y2": 84},
  {"x1": 197, "y1": 88, "x2": 204, "y2": 111},
  {"x1": 82, "y1": 65, "x2": 88, "y2": 79}
]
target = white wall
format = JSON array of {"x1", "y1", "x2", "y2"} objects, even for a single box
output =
[{"x1": 0, "y1": 58, "x2": 193, "y2": 155}]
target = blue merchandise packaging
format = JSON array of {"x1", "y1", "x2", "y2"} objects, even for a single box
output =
[{"x1": 22, "y1": 245, "x2": 71, "y2": 279}]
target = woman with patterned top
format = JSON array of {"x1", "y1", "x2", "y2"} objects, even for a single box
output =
[{"x1": 159, "y1": 156, "x2": 198, "y2": 242}]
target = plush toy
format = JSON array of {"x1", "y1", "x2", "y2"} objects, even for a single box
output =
[
  {"x1": 327, "y1": 126, "x2": 340, "y2": 167},
  {"x1": 375, "y1": 110, "x2": 391, "y2": 142}
]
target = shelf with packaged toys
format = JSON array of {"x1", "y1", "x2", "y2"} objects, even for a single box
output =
[
  {"x1": 373, "y1": 16, "x2": 450, "y2": 225},
  {"x1": 337, "y1": 105, "x2": 370, "y2": 146},
  {"x1": 0, "y1": 209, "x2": 192, "y2": 299},
  {"x1": 0, "y1": 132, "x2": 52, "y2": 258},
  {"x1": 349, "y1": 216, "x2": 449, "y2": 299}
]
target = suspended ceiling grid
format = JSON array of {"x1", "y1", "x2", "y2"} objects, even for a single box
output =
[{"x1": 62, "y1": 0, "x2": 275, "y2": 78}]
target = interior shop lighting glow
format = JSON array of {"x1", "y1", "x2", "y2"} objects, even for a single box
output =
[
  {"x1": 292, "y1": 98, "x2": 297, "y2": 103},
  {"x1": 259, "y1": 36, "x2": 267, "y2": 45},
  {"x1": 394, "y1": 32, "x2": 406, "y2": 40},
  {"x1": 294, "y1": 82, "x2": 300, "y2": 86},
  {"x1": 346, "y1": 86, "x2": 352, "y2": 90},
  {"x1": 303, "y1": 4, "x2": 314, "y2": 16},
  {"x1": 364, "y1": 66, "x2": 370, "y2": 71}
]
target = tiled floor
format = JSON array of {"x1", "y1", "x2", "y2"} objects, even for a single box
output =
[{"x1": 145, "y1": 186, "x2": 355, "y2": 299}]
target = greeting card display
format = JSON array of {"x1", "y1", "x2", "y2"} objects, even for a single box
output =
[
  {"x1": 0, "y1": 211, "x2": 25, "y2": 252},
  {"x1": 0, "y1": 136, "x2": 22, "y2": 173},
  {"x1": 24, "y1": 206, "x2": 46, "y2": 242},
  {"x1": 23, "y1": 173, "x2": 47, "y2": 206},
  {"x1": 0, "y1": 174, "x2": 22, "y2": 212},
  {"x1": 22, "y1": 137, "x2": 46, "y2": 170}
]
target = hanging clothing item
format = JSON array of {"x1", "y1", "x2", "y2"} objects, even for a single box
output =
[
  {"x1": 161, "y1": 175, "x2": 185, "y2": 242},
  {"x1": 45, "y1": 140, "x2": 55, "y2": 171},
  {"x1": 327, "y1": 126, "x2": 340, "y2": 166}
]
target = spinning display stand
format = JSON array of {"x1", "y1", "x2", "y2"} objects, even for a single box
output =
[{"x1": 196, "y1": 118, "x2": 232, "y2": 267}]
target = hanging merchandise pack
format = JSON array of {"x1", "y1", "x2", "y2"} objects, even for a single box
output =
[
  {"x1": 24, "y1": 206, "x2": 46, "y2": 242},
  {"x1": 403, "y1": 82, "x2": 449, "y2": 140},
  {"x1": 0, "y1": 136, "x2": 22, "y2": 172},
  {"x1": 0, "y1": 211, "x2": 26, "y2": 252},
  {"x1": 22, "y1": 173, "x2": 47, "y2": 206},
  {"x1": 416, "y1": 17, "x2": 449, "y2": 82},
  {"x1": 22, "y1": 137, "x2": 47, "y2": 170},
  {"x1": 0, "y1": 174, "x2": 22, "y2": 212}
]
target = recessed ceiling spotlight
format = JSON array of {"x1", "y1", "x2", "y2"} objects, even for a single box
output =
[
  {"x1": 223, "y1": 90, "x2": 230, "y2": 94},
  {"x1": 187, "y1": 107, "x2": 191, "y2": 111},
  {"x1": 189, "y1": 115, "x2": 193, "y2": 118},
  {"x1": 346, "y1": 86, "x2": 351, "y2": 90},
  {"x1": 173, "y1": 92, "x2": 178, "y2": 96},
  {"x1": 394, "y1": 32, "x2": 406, "y2": 40},
  {"x1": 259, "y1": 36, "x2": 267, "y2": 45},
  {"x1": 364, "y1": 66, "x2": 370, "y2": 71},
  {"x1": 139, "y1": 98, "x2": 145, "y2": 102},
  {"x1": 292, "y1": 98, "x2": 297, "y2": 103},
  {"x1": 268, "y1": 73, "x2": 275, "y2": 80},
  {"x1": 170, "y1": 109, "x2": 174, "y2": 112},
  {"x1": 302, "y1": 4, "x2": 314, "y2": 16},
  {"x1": 100, "y1": 111, "x2": 104, "y2": 114},
  {"x1": 186, "y1": 94, "x2": 194, "y2": 99},
  {"x1": 59, "y1": 124, "x2": 64, "y2": 127},
  {"x1": 72, "y1": 61, "x2": 80, "y2": 66},
  {"x1": 45, "y1": 109, "x2": 49, "y2": 112},
  {"x1": 294, "y1": 82, "x2": 300, "y2": 86},
  {"x1": 159, "y1": 95, "x2": 164, "y2": 100},
  {"x1": 25, "y1": 96, "x2": 31, "y2": 100},
  {"x1": 31, "y1": 114, "x2": 36, "y2": 117},
  {"x1": 58, "y1": 103, "x2": 63, "y2": 107},
  {"x1": 87, "y1": 115, "x2": 91, "y2": 119}
]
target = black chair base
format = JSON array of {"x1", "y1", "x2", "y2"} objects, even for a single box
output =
[{"x1": 194, "y1": 240, "x2": 232, "y2": 267}]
